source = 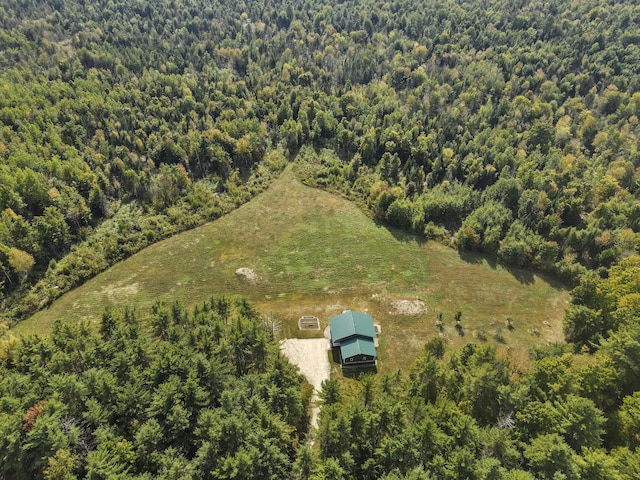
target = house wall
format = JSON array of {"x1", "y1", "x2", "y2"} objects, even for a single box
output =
[{"x1": 341, "y1": 353, "x2": 376, "y2": 365}]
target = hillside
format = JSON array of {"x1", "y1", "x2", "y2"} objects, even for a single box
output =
[{"x1": 16, "y1": 164, "x2": 569, "y2": 370}]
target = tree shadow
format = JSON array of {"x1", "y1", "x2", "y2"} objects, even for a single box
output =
[
  {"x1": 531, "y1": 269, "x2": 571, "y2": 291},
  {"x1": 456, "y1": 250, "x2": 554, "y2": 286},
  {"x1": 330, "y1": 347, "x2": 341, "y2": 364},
  {"x1": 499, "y1": 263, "x2": 535, "y2": 284},
  {"x1": 457, "y1": 249, "x2": 482, "y2": 264},
  {"x1": 376, "y1": 221, "x2": 427, "y2": 247},
  {"x1": 342, "y1": 364, "x2": 378, "y2": 378}
]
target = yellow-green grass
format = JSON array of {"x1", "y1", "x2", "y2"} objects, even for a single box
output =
[{"x1": 14, "y1": 167, "x2": 569, "y2": 372}]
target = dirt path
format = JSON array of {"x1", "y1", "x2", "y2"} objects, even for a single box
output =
[{"x1": 280, "y1": 338, "x2": 331, "y2": 429}]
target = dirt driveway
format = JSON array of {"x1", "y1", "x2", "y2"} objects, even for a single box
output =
[{"x1": 280, "y1": 338, "x2": 331, "y2": 428}]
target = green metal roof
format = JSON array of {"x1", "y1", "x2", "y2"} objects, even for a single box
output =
[
  {"x1": 329, "y1": 310, "x2": 376, "y2": 343},
  {"x1": 340, "y1": 337, "x2": 377, "y2": 359}
]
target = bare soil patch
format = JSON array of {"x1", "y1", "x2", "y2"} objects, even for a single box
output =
[
  {"x1": 389, "y1": 299, "x2": 429, "y2": 315},
  {"x1": 280, "y1": 338, "x2": 330, "y2": 428},
  {"x1": 101, "y1": 282, "x2": 140, "y2": 302}
]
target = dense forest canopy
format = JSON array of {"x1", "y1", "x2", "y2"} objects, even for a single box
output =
[
  {"x1": 0, "y1": 0, "x2": 639, "y2": 478},
  {"x1": 0, "y1": 0, "x2": 638, "y2": 322},
  {"x1": 0, "y1": 298, "x2": 312, "y2": 479}
]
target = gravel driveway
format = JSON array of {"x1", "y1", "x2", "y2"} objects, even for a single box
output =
[{"x1": 280, "y1": 338, "x2": 331, "y2": 428}]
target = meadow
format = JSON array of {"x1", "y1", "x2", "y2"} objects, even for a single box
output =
[{"x1": 15, "y1": 167, "x2": 569, "y2": 372}]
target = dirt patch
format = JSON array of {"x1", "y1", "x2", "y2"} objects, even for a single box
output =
[
  {"x1": 389, "y1": 299, "x2": 428, "y2": 315},
  {"x1": 280, "y1": 338, "x2": 330, "y2": 428},
  {"x1": 101, "y1": 282, "x2": 140, "y2": 302},
  {"x1": 235, "y1": 267, "x2": 260, "y2": 284}
]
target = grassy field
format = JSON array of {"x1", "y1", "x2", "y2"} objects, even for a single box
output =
[{"x1": 14, "y1": 166, "x2": 570, "y2": 372}]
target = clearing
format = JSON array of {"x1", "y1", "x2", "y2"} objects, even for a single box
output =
[{"x1": 14, "y1": 165, "x2": 569, "y2": 372}]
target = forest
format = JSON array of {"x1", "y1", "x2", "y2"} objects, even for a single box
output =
[
  {"x1": 0, "y1": 0, "x2": 639, "y2": 478},
  {"x1": 0, "y1": 0, "x2": 638, "y2": 320}
]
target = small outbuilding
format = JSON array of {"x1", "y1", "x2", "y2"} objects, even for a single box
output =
[{"x1": 329, "y1": 310, "x2": 377, "y2": 368}]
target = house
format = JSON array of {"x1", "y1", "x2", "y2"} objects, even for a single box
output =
[{"x1": 329, "y1": 310, "x2": 377, "y2": 368}]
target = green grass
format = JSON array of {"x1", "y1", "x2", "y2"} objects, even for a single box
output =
[{"x1": 14, "y1": 166, "x2": 569, "y2": 372}]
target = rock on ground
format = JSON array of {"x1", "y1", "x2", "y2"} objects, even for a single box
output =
[{"x1": 235, "y1": 267, "x2": 260, "y2": 284}]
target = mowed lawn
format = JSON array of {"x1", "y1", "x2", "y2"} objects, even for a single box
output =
[{"x1": 14, "y1": 167, "x2": 570, "y2": 372}]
